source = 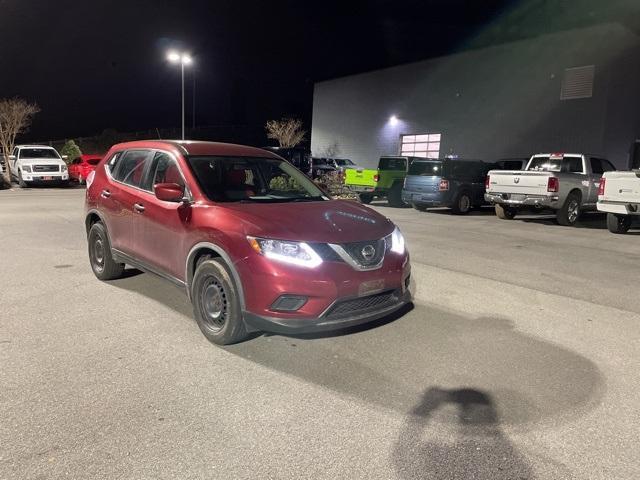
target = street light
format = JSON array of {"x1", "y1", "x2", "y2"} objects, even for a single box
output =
[{"x1": 167, "y1": 50, "x2": 193, "y2": 140}]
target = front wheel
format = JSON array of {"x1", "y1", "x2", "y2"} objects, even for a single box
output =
[
  {"x1": 556, "y1": 192, "x2": 581, "y2": 226},
  {"x1": 191, "y1": 257, "x2": 248, "y2": 345},
  {"x1": 495, "y1": 204, "x2": 517, "y2": 219},
  {"x1": 606, "y1": 213, "x2": 632, "y2": 234}
]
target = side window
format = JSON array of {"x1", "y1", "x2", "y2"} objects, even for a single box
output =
[
  {"x1": 601, "y1": 159, "x2": 616, "y2": 172},
  {"x1": 106, "y1": 152, "x2": 122, "y2": 174},
  {"x1": 590, "y1": 158, "x2": 604, "y2": 174},
  {"x1": 563, "y1": 157, "x2": 583, "y2": 173},
  {"x1": 72, "y1": 158, "x2": 81, "y2": 165},
  {"x1": 113, "y1": 150, "x2": 151, "y2": 188},
  {"x1": 147, "y1": 151, "x2": 185, "y2": 191}
]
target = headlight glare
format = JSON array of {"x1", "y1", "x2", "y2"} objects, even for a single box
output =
[
  {"x1": 391, "y1": 226, "x2": 405, "y2": 254},
  {"x1": 248, "y1": 236, "x2": 323, "y2": 268}
]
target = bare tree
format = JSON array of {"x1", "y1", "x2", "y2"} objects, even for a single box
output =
[
  {"x1": 265, "y1": 118, "x2": 306, "y2": 148},
  {"x1": 0, "y1": 98, "x2": 40, "y2": 184}
]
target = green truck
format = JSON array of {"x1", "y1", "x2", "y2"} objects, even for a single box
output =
[{"x1": 344, "y1": 156, "x2": 415, "y2": 206}]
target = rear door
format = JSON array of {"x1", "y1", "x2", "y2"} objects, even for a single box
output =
[
  {"x1": 104, "y1": 149, "x2": 153, "y2": 255},
  {"x1": 134, "y1": 150, "x2": 190, "y2": 280}
]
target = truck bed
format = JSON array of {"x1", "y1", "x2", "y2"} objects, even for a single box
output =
[{"x1": 486, "y1": 170, "x2": 553, "y2": 196}]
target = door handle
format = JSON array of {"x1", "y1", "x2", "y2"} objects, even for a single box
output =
[
  {"x1": 133, "y1": 203, "x2": 145, "y2": 213},
  {"x1": 101, "y1": 189, "x2": 111, "y2": 198}
]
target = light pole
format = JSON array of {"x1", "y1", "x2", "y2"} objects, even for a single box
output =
[{"x1": 167, "y1": 50, "x2": 192, "y2": 140}]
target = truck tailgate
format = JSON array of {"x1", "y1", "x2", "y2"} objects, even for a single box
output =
[
  {"x1": 601, "y1": 171, "x2": 640, "y2": 203},
  {"x1": 487, "y1": 170, "x2": 552, "y2": 195},
  {"x1": 345, "y1": 168, "x2": 378, "y2": 187}
]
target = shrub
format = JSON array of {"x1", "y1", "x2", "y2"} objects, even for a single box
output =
[{"x1": 59, "y1": 139, "x2": 82, "y2": 164}]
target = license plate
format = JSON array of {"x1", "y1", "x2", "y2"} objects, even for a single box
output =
[
  {"x1": 43, "y1": 176, "x2": 53, "y2": 180},
  {"x1": 510, "y1": 194, "x2": 525, "y2": 201},
  {"x1": 358, "y1": 279, "x2": 385, "y2": 296}
]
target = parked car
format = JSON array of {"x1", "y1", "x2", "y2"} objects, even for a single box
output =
[
  {"x1": 69, "y1": 154, "x2": 103, "y2": 184},
  {"x1": 262, "y1": 146, "x2": 311, "y2": 175},
  {"x1": 333, "y1": 158, "x2": 359, "y2": 171},
  {"x1": 310, "y1": 157, "x2": 338, "y2": 178},
  {"x1": 85, "y1": 140, "x2": 412, "y2": 345},
  {"x1": 597, "y1": 170, "x2": 640, "y2": 233},
  {"x1": 344, "y1": 156, "x2": 416, "y2": 206},
  {"x1": 9, "y1": 145, "x2": 69, "y2": 187},
  {"x1": 485, "y1": 153, "x2": 615, "y2": 226},
  {"x1": 402, "y1": 158, "x2": 492, "y2": 214}
]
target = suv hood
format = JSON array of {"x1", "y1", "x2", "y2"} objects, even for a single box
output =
[{"x1": 222, "y1": 199, "x2": 395, "y2": 244}]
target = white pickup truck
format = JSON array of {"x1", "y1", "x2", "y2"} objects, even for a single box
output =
[
  {"x1": 9, "y1": 145, "x2": 69, "y2": 187},
  {"x1": 485, "y1": 153, "x2": 616, "y2": 226},
  {"x1": 597, "y1": 170, "x2": 640, "y2": 233}
]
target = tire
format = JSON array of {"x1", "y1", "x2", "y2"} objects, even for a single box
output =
[
  {"x1": 606, "y1": 213, "x2": 632, "y2": 234},
  {"x1": 413, "y1": 203, "x2": 428, "y2": 212},
  {"x1": 451, "y1": 191, "x2": 472, "y2": 215},
  {"x1": 495, "y1": 204, "x2": 517, "y2": 220},
  {"x1": 88, "y1": 222, "x2": 125, "y2": 281},
  {"x1": 556, "y1": 192, "x2": 581, "y2": 226},
  {"x1": 358, "y1": 193, "x2": 373, "y2": 204},
  {"x1": 388, "y1": 182, "x2": 407, "y2": 208},
  {"x1": 191, "y1": 257, "x2": 248, "y2": 345},
  {"x1": 18, "y1": 171, "x2": 27, "y2": 188}
]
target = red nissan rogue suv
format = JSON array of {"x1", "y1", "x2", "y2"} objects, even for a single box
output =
[{"x1": 85, "y1": 140, "x2": 411, "y2": 344}]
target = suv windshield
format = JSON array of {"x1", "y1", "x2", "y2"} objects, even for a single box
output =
[
  {"x1": 188, "y1": 156, "x2": 326, "y2": 203},
  {"x1": 527, "y1": 156, "x2": 583, "y2": 173},
  {"x1": 19, "y1": 148, "x2": 60, "y2": 159},
  {"x1": 408, "y1": 161, "x2": 443, "y2": 176}
]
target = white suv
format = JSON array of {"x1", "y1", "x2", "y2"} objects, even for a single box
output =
[{"x1": 9, "y1": 145, "x2": 69, "y2": 187}]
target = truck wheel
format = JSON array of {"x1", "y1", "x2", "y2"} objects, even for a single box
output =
[
  {"x1": 191, "y1": 257, "x2": 248, "y2": 345},
  {"x1": 495, "y1": 204, "x2": 516, "y2": 219},
  {"x1": 606, "y1": 213, "x2": 632, "y2": 234},
  {"x1": 358, "y1": 193, "x2": 373, "y2": 204},
  {"x1": 451, "y1": 191, "x2": 472, "y2": 215},
  {"x1": 388, "y1": 183, "x2": 407, "y2": 208},
  {"x1": 88, "y1": 222, "x2": 125, "y2": 281},
  {"x1": 557, "y1": 192, "x2": 581, "y2": 226},
  {"x1": 413, "y1": 203, "x2": 428, "y2": 212}
]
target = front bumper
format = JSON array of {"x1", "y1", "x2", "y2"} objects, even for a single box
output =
[
  {"x1": 484, "y1": 192, "x2": 558, "y2": 208},
  {"x1": 243, "y1": 288, "x2": 412, "y2": 334},
  {"x1": 22, "y1": 173, "x2": 69, "y2": 182}
]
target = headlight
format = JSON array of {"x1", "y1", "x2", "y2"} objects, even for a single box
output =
[
  {"x1": 61, "y1": 164, "x2": 68, "y2": 172},
  {"x1": 247, "y1": 236, "x2": 323, "y2": 268},
  {"x1": 21, "y1": 165, "x2": 32, "y2": 173},
  {"x1": 390, "y1": 226, "x2": 405, "y2": 254}
]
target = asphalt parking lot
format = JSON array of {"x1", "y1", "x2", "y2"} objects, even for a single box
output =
[{"x1": 1, "y1": 188, "x2": 639, "y2": 480}]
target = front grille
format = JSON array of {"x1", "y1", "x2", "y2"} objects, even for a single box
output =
[
  {"x1": 341, "y1": 238, "x2": 386, "y2": 267},
  {"x1": 33, "y1": 165, "x2": 60, "y2": 172},
  {"x1": 324, "y1": 289, "x2": 399, "y2": 320}
]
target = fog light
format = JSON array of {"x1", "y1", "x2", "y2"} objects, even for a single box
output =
[{"x1": 271, "y1": 295, "x2": 308, "y2": 312}]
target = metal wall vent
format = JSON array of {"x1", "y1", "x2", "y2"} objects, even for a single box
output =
[{"x1": 560, "y1": 65, "x2": 595, "y2": 100}]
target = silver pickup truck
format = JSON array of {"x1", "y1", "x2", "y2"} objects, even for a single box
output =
[
  {"x1": 597, "y1": 170, "x2": 640, "y2": 233},
  {"x1": 485, "y1": 153, "x2": 616, "y2": 226}
]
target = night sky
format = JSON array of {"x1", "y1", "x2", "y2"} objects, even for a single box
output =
[{"x1": 1, "y1": 0, "x2": 637, "y2": 142}]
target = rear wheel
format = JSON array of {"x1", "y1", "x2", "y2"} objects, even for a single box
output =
[
  {"x1": 388, "y1": 182, "x2": 407, "y2": 207},
  {"x1": 451, "y1": 191, "x2": 472, "y2": 215},
  {"x1": 191, "y1": 257, "x2": 248, "y2": 345},
  {"x1": 495, "y1": 204, "x2": 517, "y2": 219},
  {"x1": 358, "y1": 193, "x2": 373, "y2": 204},
  {"x1": 557, "y1": 192, "x2": 581, "y2": 226},
  {"x1": 88, "y1": 222, "x2": 124, "y2": 280},
  {"x1": 606, "y1": 213, "x2": 632, "y2": 234}
]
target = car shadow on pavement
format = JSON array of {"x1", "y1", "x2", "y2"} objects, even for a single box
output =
[{"x1": 392, "y1": 387, "x2": 540, "y2": 480}]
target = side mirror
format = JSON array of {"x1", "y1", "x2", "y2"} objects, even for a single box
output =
[
  {"x1": 62, "y1": 155, "x2": 68, "y2": 160},
  {"x1": 8, "y1": 155, "x2": 15, "y2": 160},
  {"x1": 154, "y1": 182, "x2": 186, "y2": 203}
]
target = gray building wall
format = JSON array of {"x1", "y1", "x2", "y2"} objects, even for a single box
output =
[{"x1": 311, "y1": 24, "x2": 640, "y2": 169}]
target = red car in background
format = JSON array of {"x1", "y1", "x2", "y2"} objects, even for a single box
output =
[{"x1": 69, "y1": 154, "x2": 103, "y2": 184}]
